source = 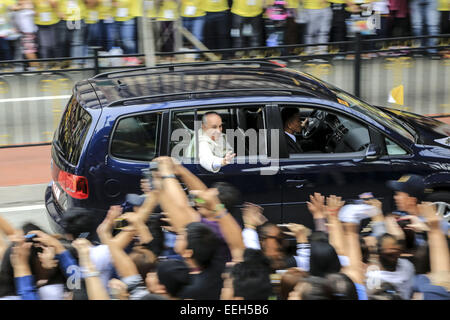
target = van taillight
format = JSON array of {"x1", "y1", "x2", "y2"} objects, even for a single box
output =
[{"x1": 58, "y1": 171, "x2": 89, "y2": 199}]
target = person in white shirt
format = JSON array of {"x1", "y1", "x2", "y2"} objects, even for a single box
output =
[
  {"x1": 197, "y1": 112, "x2": 236, "y2": 173},
  {"x1": 11, "y1": 0, "x2": 39, "y2": 69}
]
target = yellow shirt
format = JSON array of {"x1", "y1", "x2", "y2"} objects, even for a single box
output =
[
  {"x1": 328, "y1": 0, "x2": 346, "y2": 4},
  {"x1": 113, "y1": 0, "x2": 135, "y2": 21},
  {"x1": 202, "y1": 0, "x2": 229, "y2": 12},
  {"x1": 0, "y1": 0, "x2": 15, "y2": 16},
  {"x1": 285, "y1": 0, "x2": 300, "y2": 9},
  {"x1": 231, "y1": 0, "x2": 264, "y2": 17},
  {"x1": 181, "y1": 0, "x2": 205, "y2": 17},
  {"x1": 84, "y1": 6, "x2": 99, "y2": 24},
  {"x1": 303, "y1": 0, "x2": 330, "y2": 10},
  {"x1": 33, "y1": 0, "x2": 60, "y2": 25},
  {"x1": 158, "y1": 0, "x2": 179, "y2": 21},
  {"x1": 60, "y1": 0, "x2": 85, "y2": 21},
  {"x1": 98, "y1": 0, "x2": 113, "y2": 20},
  {"x1": 438, "y1": 0, "x2": 450, "y2": 11},
  {"x1": 344, "y1": 0, "x2": 370, "y2": 11},
  {"x1": 266, "y1": 0, "x2": 298, "y2": 8}
]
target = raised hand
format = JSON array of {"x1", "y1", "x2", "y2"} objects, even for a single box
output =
[
  {"x1": 325, "y1": 195, "x2": 345, "y2": 217},
  {"x1": 418, "y1": 202, "x2": 440, "y2": 229},
  {"x1": 29, "y1": 230, "x2": 65, "y2": 254},
  {"x1": 242, "y1": 202, "x2": 267, "y2": 229},
  {"x1": 307, "y1": 192, "x2": 325, "y2": 219},
  {"x1": 400, "y1": 215, "x2": 430, "y2": 233},
  {"x1": 283, "y1": 223, "x2": 311, "y2": 243},
  {"x1": 301, "y1": 118, "x2": 309, "y2": 129},
  {"x1": 222, "y1": 151, "x2": 236, "y2": 167},
  {"x1": 140, "y1": 179, "x2": 151, "y2": 194},
  {"x1": 72, "y1": 238, "x2": 93, "y2": 263},
  {"x1": 189, "y1": 188, "x2": 222, "y2": 218},
  {"x1": 160, "y1": 212, "x2": 175, "y2": 233},
  {"x1": 97, "y1": 205, "x2": 123, "y2": 243},
  {"x1": 10, "y1": 240, "x2": 32, "y2": 270},
  {"x1": 38, "y1": 246, "x2": 58, "y2": 270},
  {"x1": 153, "y1": 156, "x2": 176, "y2": 176}
]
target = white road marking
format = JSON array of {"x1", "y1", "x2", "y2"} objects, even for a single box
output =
[
  {"x1": 0, "y1": 204, "x2": 46, "y2": 213},
  {"x1": 0, "y1": 95, "x2": 71, "y2": 103}
]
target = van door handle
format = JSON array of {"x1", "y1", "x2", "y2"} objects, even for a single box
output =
[{"x1": 285, "y1": 179, "x2": 308, "y2": 189}]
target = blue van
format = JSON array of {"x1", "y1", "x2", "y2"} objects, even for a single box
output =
[{"x1": 45, "y1": 61, "x2": 450, "y2": 232}]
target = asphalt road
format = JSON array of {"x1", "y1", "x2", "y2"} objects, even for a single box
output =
[{"x1": 0, "y1": 184, "x2": 52, "y2": 234}]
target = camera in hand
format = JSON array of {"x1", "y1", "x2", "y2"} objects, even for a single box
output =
[
  {"x1": 142, "y1": 161, "x2": 159, "y2": 189},
  {"x1": 114, "y1": 217, "x2": 129, "y2": 230},
  {"x1": 396, "y1": 218, "x2": 412, "y2": 229},
  {"x1": 24, "y1": 234, "x2": 37, "y2": 242}
]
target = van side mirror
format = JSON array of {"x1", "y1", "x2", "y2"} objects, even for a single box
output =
[{"x1": 364, "y1": 143, "x2": 382, "y2": 161}]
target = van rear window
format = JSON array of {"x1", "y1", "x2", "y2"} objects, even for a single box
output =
[
  {"x1": 56, "y1": 97, "x2": 92, "y2": 165},
  {"x1": 110, "y1": 113, "x2": 160, "y2": 161}
]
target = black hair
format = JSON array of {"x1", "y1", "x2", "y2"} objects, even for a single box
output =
[
  {"x1": 157, "y1": 259, "x2": 191, "y2": 298},
  {"x1": 186, "y1": 222, "x2": 219, "y2": 269},
  {"x1": 325, "y1": 273, "x2": 358, "y2": 300},
  {"x1": 212, "y1": 182, "x2": 242, "y2": 212},
  {"x1": 369, "y1": 282, "x2": 403, "y2": 300},
  {"x1": 0, "y1": 245, "x2": 16, "y2": 297},
  {"x1": 231, "y1": 249, "x2": 272, "y2": 300},
  {"x1": 377, "y1": 233, "x2": 398, "y2": 253},
  {"x1": 60, "y1": 207, "x2": 97, "y2": 239},
  {"x1": 212, "y1": 181, "x2": 243, "y2": 226},
  {"x1": 300, "y1": 276, "x2": 334, "y2": 300},
  {"x1": 309, "y1": 241, "x2": 341, "y2": 277},
  {"x1": 22, "y1": 222, "x2": 46, "y2": 235},
  {"x1": 279, "y1": 268, "x2": 308, "y2": 300},
  {"x1": 377, "y1": 233, "x2": 400, "y2": 272},
  {"x1": 25, "y1": 225, "x2": 67, "y2": 288},
  {"x1": 131, "y1": 250, "x2": 157, "y2": 282},
  {"x1": 0, "y1": 240, "x2": 66, "y2": 298},
  {"x1": 281, "y1": 107, "x2": 300, "y2": 127}
]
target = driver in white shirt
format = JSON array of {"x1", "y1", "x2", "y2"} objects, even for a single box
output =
[{"x1": 198, "y1": 112, "x2": 236, "y2": 173}]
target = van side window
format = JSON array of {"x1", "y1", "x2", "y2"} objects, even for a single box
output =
[
  {"x1": 111, "y1": 113, "x2": 160, "y2": 161},
  {"x1": 279, "y1": 106, "x2": 371, "y2": 156},
  {"x1": 385, "y1": 137, "x2": 408, "y2": 155},
  {"x1": 169, "y1": 106, "x2": 267, "y2": 162}
]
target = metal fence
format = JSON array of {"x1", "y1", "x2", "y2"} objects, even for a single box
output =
[{"x1": 0, "y1": 34, "x2": 449, "y2": 148}]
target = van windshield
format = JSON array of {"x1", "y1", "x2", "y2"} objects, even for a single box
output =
[
  {"x1": 331, "y1": 90, "x2": 416, "y2": 143},
  {"x1": 55, "y1": 97, "x2": 92, "y2": 165}
]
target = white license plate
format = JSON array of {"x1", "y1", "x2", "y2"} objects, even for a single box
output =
[{"x1": 52, "y1": 182, "x2": 62, "y2": 202}]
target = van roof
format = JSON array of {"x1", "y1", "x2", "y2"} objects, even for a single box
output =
[{"x1": 74, "y1": 61, "x2": 338, "y2": 109}]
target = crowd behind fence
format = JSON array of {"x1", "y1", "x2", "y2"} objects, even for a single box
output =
[{"x1": 0, "y1": 0, "x2": 450, "y2": 71}]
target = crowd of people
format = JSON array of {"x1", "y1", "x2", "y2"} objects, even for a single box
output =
[
  {"x1": 0, "y1": 157, "x2": 448, "y2": 301},
  {"x1": 0, "y1": 0, "x2": 449, "y2": 70}
]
